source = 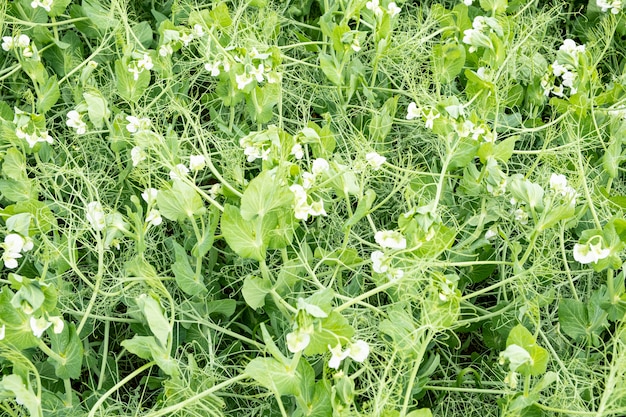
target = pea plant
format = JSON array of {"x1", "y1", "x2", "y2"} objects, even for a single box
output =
[{"x1": 0, "y1": 0, "x2": 625, "y2": 416}]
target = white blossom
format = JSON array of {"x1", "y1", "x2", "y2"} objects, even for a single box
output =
[
  {"x1": 311, "y1": 158, "x2": 330, "y2": 175},
  {"x1": 31, "y1": 0, "x2": 53, "y2": 12},
  {"x1": 205, "y1": 61, "x2": 221, "y2": 76},
  {"x1": 49, "y1": 316, "x2": 64, "y2": 334},
  {"x1": 387, "y1": 2, "x2": 401, "y2": 17},
  {"x1": 424, "y1": 109, "x2": 440, "y2": 129},
  {"x1": 375, "y1": 230, "x2": 407, "y2": 250},
  {"x1": 366, "y1": 0, "x2": 384, "y2": 16},
  {"x1": 159, "y1": 44, "x2": 173, "y2": 57},
  {"x1": 309, "y1": 199, "x2": 327, "y2": 217},
  {"x1": 287, "y1": 330, "x2": 311, "y2": 353},
  {"x1": 291, "y1": 143, "x2": 304, "y2": 160},
  {"x1": 371, "y1": 250, "x2": 388, "y2": 273},
  {"x1": 406, "y1": 102, "x2": 421, "y2": 120},
  {"x1": 0, "y1": 324, "x2": 5, "y2": 340},
  {"x1": 347, "y1": 340, "x2": 370, "y2": 362},
  {"x1": 189, "y1": 154, "x2": 206, "y2": 171},
  {"x1": 573, "y1": 240, "x2": 611, "y2": 264},
  {"x1": 2, "y1": 36, "x2": 14, "y2": 51},
  {"x1": 328, "y1": 344, "x2": 350, "y2": 369},
  {"x1": 86, "y1": 201, "x2": 106, "y2": 231},
  {"x1": 137, "y1": 53, "x2": 153, "y2": 71},
  {"x1": 597, "y1": 0, "x2": 622, "y2": 13},
  {"x1": 30, "y1": 316, "x2": 51, "y2": 338},
  {"x1": 66, "y1": 110, "x2": 87, "y2": 134},
  {"x1": 145, "y1": 209, "x2": 163, "y2": 226},
  {"x1": 236, "y1": 73, "x2": 253, "y2": 90},
  {"x1": 126, "y1": 115, "x2": 151, "y2": 134},
  {"x1": 131, "y1": 146, "x2": 146, "y2": 167},
  {"x1": 169, "y1": 164, "x2": 190, "y2": 179},
  {"x1": 141, "y1": 188, "x2": 159, "y2": 205},
  {"x1": 366, "y1": 152, "x2": 386, "y2": 170}
]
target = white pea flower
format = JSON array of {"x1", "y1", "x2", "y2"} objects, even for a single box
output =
[
  {"x1": 145, "y1": 209, "x2": 163, "y2": 226},
  {"x1": 30, "y1": 316, "x2": 51, "y2": 338},
  {"x1": 4, "y1": 234, "x2": 27, "y2": 254},
  {"x1": 2, "y1": 36, "x2": 14, "y2": 51},
  {"x1": 597, "y1": 0, "x2": 622, "y2": 14},
  {"x1": 205, "y1": 61, "x2": 221, "y2": 76},
  {"x1": 499, "y1": 344, "x2": 532, "y2": 372},
  {"x1": 573, "y1": 240, "x2": 611, "y2": 264},
  {"x1": 137, "y1": 53, "x2": 154, "y2": 71},
  {"x1": 159, "y1": 44, "x2": 173, "y2": 57},
  {"x1": 189, "y1": 154, "x2": 206, "y2": 171},
  {"x1": 371, "y1": 250, "x2": 388, "y2": 273},
  {"x1": 66, "y1": 110, "x2": 87, "y2": 134},
  {"x1": 180, "y1": 32, "x2": 194, "y2": 47},
  {"x1": 308, "y1": 199, "x2": 327, "y2": 217},
  {"x1": 291, "y1": 143, "x2": 304, "y2": 160},
  {"x1": 388, "y1": 268, "x2": 404, "y2": 280},
  {"x1": 328, "y1": 344, "x2": 349, "y2": 369},
  {"x1": 192, "y1": 24, "x2": 205, "y2": 37},
  {"x1": 347, "y1": 340, "x2": 370, "y2": 362},
  {"x1": 406, "y1": 102, "x2": 421, "y2": 120},
  {"x1": 423, "y1": 109, "x2": 440, "y2": 129},
  {"x1": 311, "y1": 158, "x2": 330, "y2": 175},
  {"x1": 561, "y1": 71, "x2": 577, "y2": 88},
  {"x1": 366, "y1": 152, "x2": 386, "y2": 170},
  {"x1": 169, "y1": 164, "x2": 190, "y2": 179},
  {"x1": 31, "y1": 0, "x2": 53, "y2": 12},
  {"x1": 0, "y1": 324, "x2": 5, "y2": 340},
  {"x1": 209, "y1": 183, "x2": 222, "y2": 199},
  {"x1": 366, "y1": 0, "x2": 384, "y2": 16},
  {"x1": 374, "y1": 230, "x2": 407, "y2": 250},
  {"x1": 49, "y1": 316, "x2": 64, "y2": 334},
  {"x1": 297, "y1": 298, "x2": 328, "y2": 318},
  {"x1": 131, "y1": 146, "x2": 146, "y2": 167},
  {"x1": 86, "y1": 201, "x2": 106, "y2": 231},
  {"x1": 551, "y1": 61, "x2": 568, "y2": 77},
  {"x1": 287, "y1": 329, "x2": 311, "y2": 353},
  {"x1": 126, "y1": 116, "x2": 151, "y2": 134},
  {"x1": 141, "y1": 188, "x2": 159, "y2": 205},
  {"x1": 463, "y1": 0, "x2": 473, "y2": 5},
  {"x1": 549, "y1": 174, "x2": 568, "y2": 194},
  {"x1": 387, "y1": 2, "x2": 401, "y2": 17},
  {"x1": 513, "y1": 208, "x2": 528, "y2": 225},
  {"x1": 249, "y1": 64, "x2": 265, "y2": 83},
  {"x1": 351, "y1": 37, "x2": 361, "y2": 52},
  {"x1": 16, "y1": 35, "x2": 31, "y2": 49},
  {"x1": 302, "y1": 172, "x2": 316, "y2": 189},
  {"x1": 236, "y1": 73, "x2": 253, "y2": 90},
  {"x1": 485, "y1": 229, "x2": 497, "y2": 240}
]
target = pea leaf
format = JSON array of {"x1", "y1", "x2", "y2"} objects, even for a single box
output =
[
  {"x1": 240, "y1": 170, "x2": 291, "y2": 221},
  {"x1": 157, "y1": 180, "x2": 206, "y2": 222},
  {"x1": 319, "y1": 53, "x2": 342, "y2": 86},
  {"x1": 242, "y1": 275, "x2": 272, "y2": 309},
  {"x1": 304, "y1": 311, "x2": 354, "y2": 355},
  {"x1": 83, "y1": 89, "x2": 110, "y2": 129},
  {"x1": 115, "y1": 59, "x2": 150, "y2": 103},
  {"x1": 136, "y1": 294, "x2": 170, "y2": 348},
  {"x1": 221, "y1": 204, "x2": 267, "y2": 262},
  {"x1": 505, "y1": 325, "x2": 549, "y2": 376},
  {"x1": 48, "y1": 323, "x2": 83, "y2": 379},
  {"x1": 170, "y1": 240, "x2": 207, "y2": 296},
  {"x1": 433, "y1": 41, "x2": 466, "y2": 84},
  {"x1": 37, "y1": 75, "x2": 60, "y2": 114},
  {"x1": 245, "y1": 357, "x2": 310, "y2": 396},
  {"x1": 0, "y1": 375, "x2": 41, "y2": 417}
]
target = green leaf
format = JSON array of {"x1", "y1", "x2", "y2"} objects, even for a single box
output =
[
  {"x1": 157, "y1": 180, "x2": 206, "y2": 222},
  {"x1": 247, "y1": 84, "x2": 279, "y2": 124},
  {"x1": 221, "y1": 204, "x2": 267, "y2": 262},
  {"x1": 449, "y1": 137, "x2": 480, "y2": 171},
  {"x1": 0, "y1": 179, "x2": 35, "y2": 202},
  {"x1": 0, "y1": 375, "x2": 41, "y2": 417},
  {"x1": 121, "y1": 335, "x2": 155, "y2": 360},
  {"x1": 170, "y1": 240, "x2": 207, "y2": 296},
  {"x1": 319, "y1": 53, "x2": 342, "y2": 85},
  {"x1": 83, "y1": 89, "x2": 110, "y2": 129},
  {"x1": 48, "y1": 323, "x2": 83, "y2": 379},
  {"x1": 2, "y1": 148, "x2": 27, "y2": 182},
  {"x1": 82, "y1": 0, "x2": 117, "y2": 30},
  {"x1": 48, "y1": 0, "x2": 72, "y2": 17},
  {"x1": 242, "y1": 275, "x2": 272, "y2": 309},
  {"x1": 260, "y1": 323, "x2": 290, "y2": 365},
  {"x1": 132, "y1": 21, "x2": 154, "y2": 49},
  {"x1": 192, "y1": 206, "x2": 220, "y2": 258},
  {"x1": 406, "y1": 409, "x2": 433, "y2": 417},
  {"x1": 240, "y1": 170, "x2": 291, "y2": 221},
  {"x1": 210, "y1": 3, "x2": 233, "y2": 28},
  {"x1": 245, "y1": 357, "x2": 308, "y2": 396},
  {"x1": 558, "y1": 298, "x2": 588, "y2": 342},
  {"x1": 433, "y1": 41, "x2": 466, "y2": 84},
  {"x1": 304, "y1": 311, "x2": 354, "y2": 355},
  {"x1": 136, "y1": 294, "x2": 170, "y2": 347},
  {"x1": 115, "y1": 59, "x2": 150, "y2": 103},
  {"x1": 506, "y1": 325, "x2": 549, "y2": 376},
  {"x1": 369, "y1": 96, "x2": 398, "y2": 144},
  {"x1": 37, "y1": 75, "x2": 60, "y2": 114}
]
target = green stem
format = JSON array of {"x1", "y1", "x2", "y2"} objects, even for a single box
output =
[{"x1": 399, "y1": 332, "x2": 434, "y2": 417}]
